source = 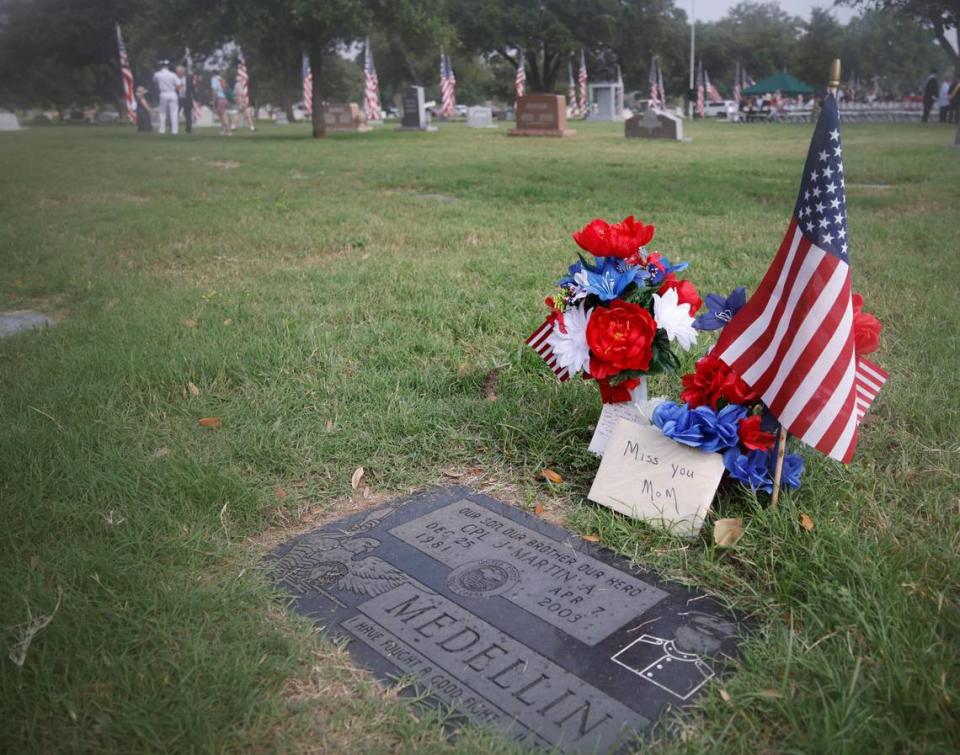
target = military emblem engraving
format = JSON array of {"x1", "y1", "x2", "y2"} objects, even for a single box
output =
[{"x1": 446, "y1": 559, "x2": 520, "y2": 598}]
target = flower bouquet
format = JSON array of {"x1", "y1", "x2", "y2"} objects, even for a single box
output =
[
  {"x1": 526, "y1": 215, "x2": 702, "y2": 404},
  {"x1": 648, "y1": 288, "x2": 885, "y2": 496}
]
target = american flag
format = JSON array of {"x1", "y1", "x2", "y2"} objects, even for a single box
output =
[
  {"x1": 363, "y1": 38, "x2": 382, "y2": 122},
  {"x1": 526, "y1": 319, "x2": 571, "y2": 381},
  {"x1": 649, "y1": 57, "x2": 660, "y2": 110},
  {"x1": 705, "y1": 68, "x2": 722, "y2": 102},
  {"x1": 235, "y1": 51, "x2": 249, "y2": 103},
  {"x1": 577, "y1": 49, "x2": 587, "y2": 118},
  {"x1": 695, "y1": 60, "x2": 705, "y2": 117},
  {"x1": 515, "y1": 49, "x2": 526, "y2": 101},
  {"x1": 712, "y1": 94, "x2": 887, "y2": 463},
  {"x1": 733, "y1": 62, "x2": 742, "y2": 106},
  {"x1": 657, "y1": 61, "x2": 666, "y2": 109},
  {"x1": 186, "y1": 49, "x2": 202, "y2": 124},
  {"x1": 568, "y1": 59, "x2": 577, "y2": 115},
  {"x1": 302, "y1": 53, "x2": 312, "y2": 116},
  {"x1": 116, "y1": 23, "x2": 136, "y2": 124},
  {"x1": 440, "y1": 49, "x2": 456, "y2": 118}
]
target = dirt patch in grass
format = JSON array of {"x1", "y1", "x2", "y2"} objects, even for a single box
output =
[{"x1": 208, "y1": 160, "x2": 241, "y2": 170}]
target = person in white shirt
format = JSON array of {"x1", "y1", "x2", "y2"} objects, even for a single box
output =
[
  {"x1": 938, "y1": 77, "x2": 952, "y2": 123},
  {"x1": 153, "y1": 60, "x2": 182, "y2": 135}
]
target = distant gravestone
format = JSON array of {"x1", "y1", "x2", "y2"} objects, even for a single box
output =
[
  {"x1": 467, "y1": 106, "x2": 496, "y2": 128},
  {"x1": 324, "y1": 103, "x2": 372, "y2": 133},
  {"x1": 275, "y1": 111, "x2": 289, "y2": 125},
  {"x1": 398, "y1": 86, "x2": 436, "y2": 132},
  {"x1": 256, "y1": 106, "x2": 271, "y2": 121},
  {"x1": 194, "y1": 106, "x2": 215, "y2": 128},
  {"x1": 508, "y1": 94, "x2": 576, "y2": 137},
  {"x1": 0, "y1": 111, "x2": 22, "y2": 131},
  {"x1": 269, "y1": 486, "x2": 742, "y2": 753},
  {"x1": 624, "y1": 109, "x2": 684, "y2": 141},
  {"x1": 0, "y1": 310, "x2": 55, "y2": 337}
]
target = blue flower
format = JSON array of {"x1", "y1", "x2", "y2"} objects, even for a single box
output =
[
  {"x1": 779, "y1": 453, "x2": 805, "y2": 490},
  {"x1": 652, "y1": 401, "x2": 704, "y2": 447},
  {"x1": 723, "y1": 448, "x2": 774, "y2": 493},
  {"x1": 694, "y1": 287, "x2": 747, "y2": 331},
  {"x1": 559, "y1": 257, "x2": 644, "y2": 302},
  {"x1": 645, "y1": 253, "x2": 689, "y2": 286}
]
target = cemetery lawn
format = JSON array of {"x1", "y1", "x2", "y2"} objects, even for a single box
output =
[{"x1": 1, "y1": 119, "x2": 958, "y2": 753}]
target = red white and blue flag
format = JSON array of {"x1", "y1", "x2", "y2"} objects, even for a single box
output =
[
  {"x1": 116, "y1": 23, "x2": 136, "y2": 124},
  {"x1": 515, "y1": 49, "x2": 526, "y2": 101},
  {"x1": 577, "y1": 50, "x2": 588, "y2": 118},
  {"x1": 363, "y1": 37, "x2": 382, "y2": 122},
  {"x1": 526, "y1": 320, "x2": 571, "y2": 382},
  {"x1": 733, "y1": 62, "x2": 742, "y2": 106},
  {"x1": 235, "y1": 50, "x2": 249, "y2": 103},
  {"x1": 649, "y1": 57, "x2": 660, "y2": 110},
  {"x1": 568, "y1": 59, "x2": 577, "y2": 115},
  {"x1": 440, "y1": 49, "x2": 456, "y2": 118},
  {"x1": 712, "y1": 94, "x2": 888, "y2": 463},
  {"x1": 302, "y1": 53, "x2": 312, "y2": 116}
]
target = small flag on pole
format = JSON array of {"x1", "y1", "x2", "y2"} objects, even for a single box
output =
[
  {"x1": 705, "y1": 68, "x2": 722, "y2": 102},
  {"x1": 363, "y1": 38, "x2": 382, "y2": 122},
  {"x1": 440, "y1": 49, "x2": 457, "y2": 118},
  {"x1": 649, "y1": 57, "x2": 660, "y2": 110},
  {"x1": 235, "y1": 50, "x2": 249, "y2": 103},
  {"x1": 657, "y1": 60, "x2": 666, "y2": 109},
  {"x1": 712, "y1": 93, "x2": 887, "y2": 463},
  {"x1": 116, "y1": 23, "x2": 136, "y2": 124},
  {"x1": 515, "y1": 49, "x2": 526, "y2": 101},
  {"x1": 577, "y1": 50, "x2": 588, "y2": 119},
  {"x1": 695, "y1": 60, "x2": 705, "y2": 118},
  {"x1": 526, "y1": 319, "x2": 571, "y2": 381},
  {"x1": 733, "y1": 62, "x2": 742, "y2": 106},
  {"x1": 568, "y1": 59, "x2": 577, "y2": 115},
  {"x1": 302, "y1": 53, "x2": 313, "y2": 117}
]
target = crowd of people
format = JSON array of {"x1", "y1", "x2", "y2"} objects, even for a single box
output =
[
  {"x1": 135, "y1": 59, "x2": 255, "y2": 136},
  {"x1": 922, "y1": 68, "x2": 960, "y2": 124}
]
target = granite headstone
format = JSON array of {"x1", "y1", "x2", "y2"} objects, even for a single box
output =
[
  {"x1": 398, "y1": 86, "x2": 436, "y2": 131},
  {"x1": 624, "y1": 109, "x2": 683, "y2": 141},
  {"x1": 268, "y1": 486, "x2": 741, "y2": 753},
  {"x1": 508, "y1": 95, "x2": 576, "y2": 137},
  {"x1": 467, "y1": 106, "x2": 496, "y2": 128},
  {"x1": 324, "y1": 103, "x2": 372, "y2": 133}
]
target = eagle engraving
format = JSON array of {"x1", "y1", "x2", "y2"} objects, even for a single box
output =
[{"x1": 275, "y1": 533, "x2": 407, "y2": 599}]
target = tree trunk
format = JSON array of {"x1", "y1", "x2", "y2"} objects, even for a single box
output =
[
  {"x1": 310, "y1": 48, "x2": 325, "y2": 138},
  {"x1": 280, "y1": 54, "x2": 294, "y2": 123}
]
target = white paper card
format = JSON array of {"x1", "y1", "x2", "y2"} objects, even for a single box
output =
[
  {"x1": 588, "y1": 419, "x2": 726, "y2": 536},
  {"x1": 588, "y1": 402, "x2": 643, "y2": 456}
]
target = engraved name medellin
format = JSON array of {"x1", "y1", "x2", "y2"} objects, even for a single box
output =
[{"x1": 269, "y1": 487, "x2": 741, "y2": 753}]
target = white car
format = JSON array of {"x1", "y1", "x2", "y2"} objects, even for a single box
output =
[{"x1": 703, "y1": 100, "x2": 737, "y2": 118}]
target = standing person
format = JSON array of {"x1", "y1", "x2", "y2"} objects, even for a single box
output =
[
  {"x1": 922, "y1": 68, "x2": 938, "y2": 123},
  {"x1": 210, "y1": 68, "x2": 232, "y2": 136},
  {"x1": 949, "y1": 76, "x2": 960, "y2": 124},
  {"x1": 176, "y1": 64, "x2": 193, "y2": 133},
  {"x1": 938, "y1": 74, "x2": 952, "y2": 123},
  {"x1": 153, "y1": 59, "x2": 182, "y2": 134},
  {"x1": 135, "y1": 86, "x2": 152, "y2": 132}
]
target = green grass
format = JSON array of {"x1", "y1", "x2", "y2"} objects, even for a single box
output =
[{"x1": 0, "y1": 119, "x2": 958, "y2": 753}]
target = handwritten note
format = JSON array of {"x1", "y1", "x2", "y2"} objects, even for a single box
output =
[
  {"x1": 588, "y1": 419, "x2": 726, "y2": 537},
  {"x1": 588, "y1": 402, "x2": 643, "y2": 456}
]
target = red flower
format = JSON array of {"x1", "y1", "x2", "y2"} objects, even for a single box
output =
[
  {"x1": 573, "y1": 216, "x2": 656, "y2": 258},
  {"x1": 585, "y1": 300, "x2": 657, "y2": 379},
  {"x1": 737, "y1": 415, "x2": 776, "y2": 451},
  {"x1": 851, "y1": 292, "x2": 882, "y2": 355},
  {"x1": 596, "y1": 377, "x2": 640, "y2": 404},
  {"x1": 680, "y1": 355, "x2": 760, "y2": 409},
  {"x1": 658, "y1": 279, "x2": 703, "y2": 314}
]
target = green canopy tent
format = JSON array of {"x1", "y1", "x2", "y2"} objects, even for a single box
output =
[{"x1": 742, "y1": 71, "x2": 814, "y2": 97}]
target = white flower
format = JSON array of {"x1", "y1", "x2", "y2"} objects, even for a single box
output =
[
  {"x1": 546, "y1": 304, "x2": 592, "y2": 374},
  {"x1": 653, "y1": 287, "x2": 698, "y2": 351}
]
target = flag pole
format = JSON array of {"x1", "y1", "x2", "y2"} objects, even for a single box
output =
[{"x1": 770, "y1": 58, "x2": 841, "y2": 509}]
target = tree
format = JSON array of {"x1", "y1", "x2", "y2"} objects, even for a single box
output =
[
  {"x1": 790, "y1": 8, "x2": 844, "y2": 89},
  {"x1": 839, "y1": 1, "x2": 958, "y2": 66}
]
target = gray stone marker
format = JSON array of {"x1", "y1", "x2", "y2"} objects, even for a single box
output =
[
  {"x1": 0, "y1": 110, "x2": 22, "y2": 131},
  {"x1": 624, "y1": 109, "x2": 684, "y2": 141},
  {"x1": 269, "y1": 486, "x2": 742, "y2": 753},
  {"x1": 467, "y1": 106, "x2": 496, "y2": 128},
  {"x1": 0, "y1": 310, "x2": 55, "y2": 337},
  {"x1": 398, "y1": 86, "x2": 436, "y2": 132}
]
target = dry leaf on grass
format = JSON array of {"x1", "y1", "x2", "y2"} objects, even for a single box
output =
[
  {"x1": 223, "y1": 318, "x2": 233, "y2": 326},
  {"x1": 187, "y1": 381, "x2": 200, "y2": 397},
  {"x1": 713, "y1": 518, "x2": 744, "y2": 547},
  {"x1": 274, "y1": 486, "x2": 288, "y2": 499},
  {"x1": 153, "y1": 447, "x2": 171, "y2": 458},
  {"x1": 533, "y1": 503, "x2": 545, "y2": 516},
  {"x1": 542, "y1": 469, "x2": 563, "y2": 484},
  {"x1": 198, "y1": 417, "x2": 221, "y2": 428},
  {"x1": 483, "y1": 367, "x2": 500, "y2": 401},
  {"x1": 582, "y1": 534, "x2": 601, "y2": 543},
  {"x1": 351, "y1": 467, "x2": 365, "y2": 490},
  {"x1": 325, "y1": 420, "x2": 334, "y2": 431},
  {"x1": 800, "y1": 513, "x2": 815, "y2": 531},
  {"x1": 759, "y1": 688, "x2": 784, "y2": 699},
  {"x1": 181, "y1": 318, "x2": 198, "y2": 328},
  {"x1": 719, "y1": 688, "x2": 732, "y2": 703}
]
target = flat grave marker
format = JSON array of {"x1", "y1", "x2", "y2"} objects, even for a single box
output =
[
  {"x1": 467, "y1": 106, "x2": 496, "y2": 128},
  {"x1": 269, "y1": 486, "x2": 741, "y2": 752},
  {"x1": 0, "y1": 310, "x2": 55, "y2": 337}
]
